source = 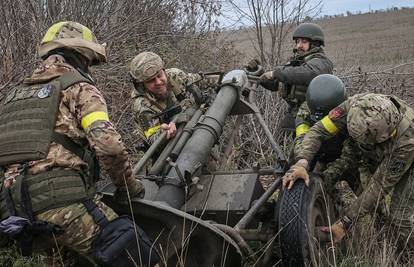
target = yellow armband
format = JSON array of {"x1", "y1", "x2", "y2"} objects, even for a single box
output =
[
  {"x1": 321, "y1": 116, "x2": 338, "y2": 135},
  {"x1": 144, "y1": 125, "x2": 161, "y2": 138},
  {"x1": 296, "y1": 124, "x2": 310, "y2": 137},
  {"x1": 81, "y1": 111, "x2": 109, "y2": 130}
]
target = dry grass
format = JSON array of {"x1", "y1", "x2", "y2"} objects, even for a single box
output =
[
  {"x1": 218, "y1": 7, "x2": 414, "y2": 267},
  {"x1": 223, "y1": 8, "x2": 414, "y2": 70},
  {"x1": 1, "y1": 4, "x2": 414, "y2": 267},
  {"x1": 321, "y1": 8, "x2": 414, "y2": 70}
]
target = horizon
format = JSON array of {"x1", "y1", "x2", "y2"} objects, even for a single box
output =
[
  {"x1": 219, "y1": 0, "x2": 414, "y2": 28},
  {"x1": 317, "y1": 0, "x2": 414, "y2": 16}
]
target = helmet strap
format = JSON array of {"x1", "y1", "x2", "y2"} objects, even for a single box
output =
[
  {"x1": 43, "y1": 49, "x2": 94, "y2": 83},
  {"x1": 61, "y1": 50, "x2": 95, "y2": 83},
  {"x1": 310, "y1": 41, "x2": 323, "y2": 49},
  {"x1": 130, "y1": 74, "x2": 145, "y2": 96},
  {"x1": 49, "y1": 49, "x2": 90, "y2": 74}
]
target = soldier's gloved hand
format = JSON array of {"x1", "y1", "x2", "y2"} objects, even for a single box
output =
[
  {"x1": 335, "y1": 181, "x2": 357, "y2": 208},
  {"x1": 245, "y1": 59, "x2": 260, "y2": 72},
  {"x1": 320, "y1": 219, "x2": 347, "y2": 243},
  {"x1": 114, "y1": 179, "x2": 145, "y2": 203},
  {"x1": 129, "y1": 178, "x2": 145, "y2": 198},
  {"x1": 259, "y1": 71, "x2": 275, "y2": 82},
  {"x1": 282, "y1": 160, "x2": 310, "y2": 190}
]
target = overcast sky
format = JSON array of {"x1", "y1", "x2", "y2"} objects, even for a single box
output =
[
  {"x1": 317, "y1": 0, "x2": 414, "y2": 15},
  {"x1": 219, "y1": 0, "x2": 414, "y2": 28}
]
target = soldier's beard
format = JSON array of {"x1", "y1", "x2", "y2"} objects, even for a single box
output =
[
  {"x1": 297, "y1": 48, "x2": 306, "y2": 55},
  {"x1": 153, "y1": 85, "x2": 168, "y2": 100}
]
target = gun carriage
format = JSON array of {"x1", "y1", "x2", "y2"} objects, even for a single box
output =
[{"x1": 101, "y1": 67, "x2": 334, "y2": 267}]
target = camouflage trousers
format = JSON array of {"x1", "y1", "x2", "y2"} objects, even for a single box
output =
[
  {"x1": 319, "y1": 162, "x2": 361, "y2": 209},
  {"x1": 337, "y1": 164, "x2": 414, "y2": 252},
  {"x1": 386, "y1": 164, "x2": 414, "y2": 251},
  {"x1": 34, "y1": 195, "x2": 118, "y2": 266},
  {"x1": 335, "y1": 165, "x2": 371, "y2": 209},
  {"x1": 332, "y1": 166, "x2": 391, "y2": 221}
]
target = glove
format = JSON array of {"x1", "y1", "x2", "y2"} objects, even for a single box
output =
[
  {"x1": 259, "y1": 71, "x2": 275, "y2": 82},
  {"x1": 335, "y1": 181, "x2": 357, "y2": 208},
  {"x1": 114, "y1": 179, "x2": 145, "y2": 203},
  {"x1": 245, "y1": 59, "x2": 260, "y2": 71},
  {"x1": 282, "y1": 164, "x2": 309, "y2": 190},
  {"x1": 320, "y1": 220, "x2": 347, "y2": 243}
]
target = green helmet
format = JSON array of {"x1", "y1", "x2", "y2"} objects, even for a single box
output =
[
  {"x1": 129, "y1": 52, "x2": 164, "y2": 82},
  {"x1": 39, "y1": 21, "x2": 107, "y2": 65},
  {"x1": 306, "y1": 74, "x2": 346, "y2": 121},
  {"x1": 293, "y1": 23, "x2": 325, "y2": 46}
]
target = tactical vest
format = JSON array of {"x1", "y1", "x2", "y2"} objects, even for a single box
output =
[
  {"x1": 281, "y1": 52, "x2": 326, "y2": 108},
  {"x1": 0, "y1": 71, "x2": 98, "y2": 219},
  {"x1": 314, "y1": 132, "x2": 347, "y2": 165}
]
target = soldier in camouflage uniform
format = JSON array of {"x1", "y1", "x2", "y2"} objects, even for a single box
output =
[
  {"x1": 259, "y1": 23, "x2": 334, "y2": 129},
  {"x1": 284, "y1": 93, "x2": 414, "y2": 252},
  {"x1": 293, "y1": 74, "x2": 347, "y2": 166},
  {"x1": 0, "y1": 22, "x2": 157, "y2": 266},
  {"x1": 293, "y1": 74, "x2": 359, "y2": 207},
  {"x1": 130, "y1": 52, "x2": 209, "y2": 169}
]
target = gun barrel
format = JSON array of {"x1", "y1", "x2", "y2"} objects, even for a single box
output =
[
  {"x1": 170, "y1": 109, "x2": 204, "y2": 161},
  {"x1": 154, "y1": 70, "x2": 247, "y2": 208},
  {"x1": 133, "y1": 116, "x2": 178, "y2": 175},
  {"x1": 149, "y1": 107, "x2": 200, "y2": 175},
  {"x1": 148, "y1": 124, "x2": 184, "y2": 175}
]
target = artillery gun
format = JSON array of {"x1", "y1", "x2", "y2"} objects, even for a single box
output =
[{"x1": 100, "y1": 68, "x2": 335, "y2": 266}]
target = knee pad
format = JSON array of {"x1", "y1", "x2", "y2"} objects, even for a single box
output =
[{"x1": 92, "y1": 215, "x2": 160, "y2": 267}]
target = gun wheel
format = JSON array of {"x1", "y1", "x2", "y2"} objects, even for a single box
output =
[{"x1": 278, "y1": 175, "x2": 335, "y2": 267}]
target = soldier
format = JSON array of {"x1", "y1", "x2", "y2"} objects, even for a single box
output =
[
  {"x1": 293, "y1": 74, "x2": 361, "y2": 208},
  {"x1": 130, "y1": 52, "x2": 203, "y2": 146},
  {"x1": 0, "y1": 21, "x2": 159, "y2": 266},
  {"x1": 293, "y1": 74, "x2": 348, "y2": 167},
  {"x1": 259, "y1": 23, "x2": 334, "y2": 129},
  {"x1": 284, "y1": 93, "x2": 414, "y2": 252}
]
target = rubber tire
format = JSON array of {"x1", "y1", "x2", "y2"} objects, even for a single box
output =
[{"x1": 278, "y1": 174, "x2": 334, "y2": 267}]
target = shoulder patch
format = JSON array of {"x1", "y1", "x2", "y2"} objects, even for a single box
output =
[
  {"x1": 37, "y1": 84, "x2": 52, "y2": 98},
  {"x1": 389, "y1": 159, "x2": 406, "y2": 176},
  {"x1": 329, "y1": 106, "x2": 345, "y2": 119}
]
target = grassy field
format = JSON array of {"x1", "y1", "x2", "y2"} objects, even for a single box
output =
[
  {"x1": 224, "y1": 8, "x2": 414, "y2": 70},
  {"x1": 321, "y1": 8, "x2": 414, "y2": 70}
]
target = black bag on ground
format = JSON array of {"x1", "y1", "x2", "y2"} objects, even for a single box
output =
[{"x1": 92, "y1": 215, "x2": 160, "y2": 267}]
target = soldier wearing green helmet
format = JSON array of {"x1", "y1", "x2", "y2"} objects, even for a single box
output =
[
  {"x1": 292, "y1": 74, "x2": 359, "y2": 207},
  {"x1": 0, "y1": 21, "x2": 159, "y2": 266},
  {"x1": 259, "y1": 22, "x2": 334, "y2": 130},
  {"x1": 293, "y1": 74, "x2": 348, "y2": 165},
  {"x1": 292, "y1": 22, "x2": 325, "y2": 46},
  {"x1": 284, "y1": 92, "x2": 414, "y2": 255}
]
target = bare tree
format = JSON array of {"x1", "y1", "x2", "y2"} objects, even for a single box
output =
[
  {"x1": 225, "y1": 0, "x2": 322, "y2": 67},
  {"x1": 0, "y1": 0, "x2": 230, "y2": 87},
  {"x1": 0, "y1": 0, "x2": 240, "y2": 160}
]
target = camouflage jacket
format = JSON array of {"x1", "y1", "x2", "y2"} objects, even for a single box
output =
[
  {"x1": 4, "y1": 55, "x2": 136, "y2": 192},
  {"x1": 132, "y1": 68, "x2": 202, "y2": 145},
  {"x1": 296, "y1": 93, "x2": 414, "y2": 221},
  {"x1": 274, "y1": 47, "x2": 333, "y2": 107}
]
